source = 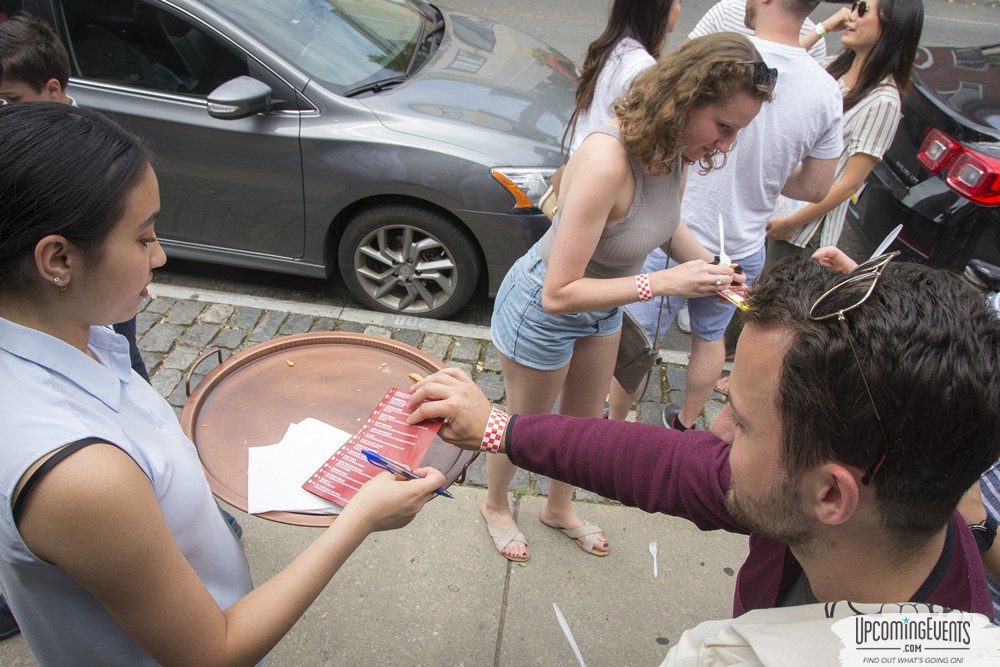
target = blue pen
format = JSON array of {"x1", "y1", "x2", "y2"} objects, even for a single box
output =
[{"x1": 361, "y1": 449, "x2": 454, "y2": 499}]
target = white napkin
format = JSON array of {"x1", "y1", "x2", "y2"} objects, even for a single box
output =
[{"x1": 246, "y1": 418, "x2": 350, "y2": 514}]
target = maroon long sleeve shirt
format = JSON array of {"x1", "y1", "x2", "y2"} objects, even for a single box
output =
[{"x1": 505, "y1": 413, "x2": 992, "y2": 619}]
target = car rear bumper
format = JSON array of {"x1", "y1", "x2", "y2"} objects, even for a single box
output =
[{"x1": 847, "y1": 160, "x2": 1000, "y2": 272}]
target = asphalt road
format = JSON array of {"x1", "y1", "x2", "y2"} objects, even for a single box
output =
[
  {"x1": 444, "y1": 0, "x2": 1000, "y2": 64},
  {"x1": 153, "y1": 0, "x2": 1000, "y2": 328}
]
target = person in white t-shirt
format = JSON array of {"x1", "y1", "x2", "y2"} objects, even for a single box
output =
[
  {"x1": 718, "y1": 0, "x2": 923, "y2": 379},
  {"x1": 689, "y1": 0, "x2": 829, "y2": 60},
  {"x1": 614, "y1": 0, "x2": 844, "y2": 431},
  {"x1": 669, "y1": 0, "x2": 831, "y2": 342}
]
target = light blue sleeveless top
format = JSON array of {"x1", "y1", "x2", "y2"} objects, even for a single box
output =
[{"x1": 0, "y1": 318, "x2": 255, "y2": 666}]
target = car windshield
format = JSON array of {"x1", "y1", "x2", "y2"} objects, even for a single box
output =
[{"x1": 209, "y1": 0, "x2": 433, "y2": 94}]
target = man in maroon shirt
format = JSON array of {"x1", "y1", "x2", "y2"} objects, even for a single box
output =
[{"x1": 409, "y1": 253, "x2": 1000, "y2": 619}]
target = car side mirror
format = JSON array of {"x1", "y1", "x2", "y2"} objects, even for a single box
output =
[{"x1": 207, "y1": 76, "x2": 272, "y2": 120}]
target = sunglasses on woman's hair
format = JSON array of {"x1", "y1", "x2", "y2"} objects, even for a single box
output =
[
  {"x1": 852, "y1": 0, "x2": 869, "y2": 17},
  {"x1": 734, "y1": 60, "x2": 778, "y2": 93},
  {"x1": 809, "y1": 251, "x2": 900, "y2": 486}
]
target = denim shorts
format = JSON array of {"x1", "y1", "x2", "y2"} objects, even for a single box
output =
[
  {"x1": 627, "y1": 245, "x2": 767, "y2": 342},
  {"x1": 490, "y1": 245, "x2": 623, "y2": 371}
]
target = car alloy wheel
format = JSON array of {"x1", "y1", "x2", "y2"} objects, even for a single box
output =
[{"x1": 338, "y1": 204, "x2": 480, "y2": 319}]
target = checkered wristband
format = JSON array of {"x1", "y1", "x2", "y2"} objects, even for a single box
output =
[
  {"x1": 481, "y1": 407, "x2": 509, "y2": 454},
  {"x1": 635, "y1": 273, "x2": 653, "y2": 302}
]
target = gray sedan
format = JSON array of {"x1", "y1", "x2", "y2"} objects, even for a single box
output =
[{"x1": 19, "y1": 0, "x2": 574, "y2": 318}]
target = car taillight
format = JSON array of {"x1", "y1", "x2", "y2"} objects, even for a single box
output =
[
  {"x1": 918, "y1": 129, "x2": 1000, "y2": 206},
  {"x1": 947, "y1": 151, "x2": 1000, "y2": 205},
  {"x1": 917, "y1": 129, "x2": 957, "y2": 172}
]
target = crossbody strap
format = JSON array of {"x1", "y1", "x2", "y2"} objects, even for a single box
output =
[
  {"x1": 12, "y1": 437, "x2": 107, "y2": 527},
  {"x1": 651, "y1": 239, "x2": 673, "y2": 346},
  {"x1": 636, "y1": 241, "x2": 672, "y2": 404}
]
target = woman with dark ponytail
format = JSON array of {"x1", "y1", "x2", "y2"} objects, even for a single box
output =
[{"x1": 564, "y1": 0, "x2": 681, "y2": 153}]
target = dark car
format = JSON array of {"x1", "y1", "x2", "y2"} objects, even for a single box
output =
[
  {"x1": 9, "y1": 0, "x2": 575, "y2": 319},
  {"x1": 847, "y1": 43, "x2": 1000, "y2": 272}
]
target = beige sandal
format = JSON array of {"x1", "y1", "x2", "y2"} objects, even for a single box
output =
[
  {"x1": 545, "y1": 520, "x2": 609, "y2": 557},
  {"x1": 481, "y1": 506, "x2": 530, "y2": 562}
]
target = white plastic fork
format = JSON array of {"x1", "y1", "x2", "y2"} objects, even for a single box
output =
[
  {"x1": 649, "y1": 540, "x2": 658, "y2": 578},
  {"x1": 718, "y1": 213, "x2": 731, "y2": 267}
]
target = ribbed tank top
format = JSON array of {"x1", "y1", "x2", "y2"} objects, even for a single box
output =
[{"x1": 537, "y1": 125, "x2": 683, "y2": 278}]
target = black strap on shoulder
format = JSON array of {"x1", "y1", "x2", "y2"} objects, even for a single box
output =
[{"x1": 12, "y1": 437, "x2": 107, "y2": 527}]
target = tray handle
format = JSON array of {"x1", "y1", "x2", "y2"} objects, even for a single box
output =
[
  {"x1": 186, "y1": 348, "x2": 225, "y2": 397},
  {"x1": 455, "y1": 450, "x2": 482, "y2": 485}
]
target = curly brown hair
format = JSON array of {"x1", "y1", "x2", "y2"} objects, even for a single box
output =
[{"x1": 614, "y1": 33, "x2": 773, "y2": 175}]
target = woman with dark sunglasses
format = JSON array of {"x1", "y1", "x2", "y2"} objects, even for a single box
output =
[{"x1": 765, "y1": 0, "x2": 925, "y2": 257}]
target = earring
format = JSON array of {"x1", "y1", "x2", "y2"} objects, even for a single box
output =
[{"x1": 53, "y1": 277, "x2": 60, "y2": 283}]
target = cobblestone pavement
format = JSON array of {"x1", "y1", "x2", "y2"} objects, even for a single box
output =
[{"x1": 142, "y1": 283, "x2": 729, "y2": 496}]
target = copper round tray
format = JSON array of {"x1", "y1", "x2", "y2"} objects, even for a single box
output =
[{"x1": 180, "y1": 332, "x2": 476, "y2": 526}]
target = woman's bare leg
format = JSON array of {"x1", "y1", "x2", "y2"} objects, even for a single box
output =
[
  {"x1": 608, "y1": 375, "x2": 647, "y2": 421},
  {"x1": 536, "y1": 332, "x2": 620, "y2": 554},
  {"x1": 484, "y1": 351, "x2": 568, "y2": 560}
]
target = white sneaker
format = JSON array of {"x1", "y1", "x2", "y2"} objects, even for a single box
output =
[{"x1": 677, "y1": 304, "x2": 691, "y2": 334}]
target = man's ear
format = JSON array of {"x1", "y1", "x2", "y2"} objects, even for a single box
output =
[
  {"x1": 34, "y1": 234, "x2": 76, "y2": 285},
  {"x1": 710, "y1": 403, "x2": 738, "y2": 445},
  {"x1": 42, "y1": 78, "x2": 64, "y2": 101},
  {"x1": 809, "y1": 463, "x2": 861, "y2": 526}
]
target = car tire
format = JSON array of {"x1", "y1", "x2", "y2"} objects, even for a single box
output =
[{"x1": 338, "y1": 205, "x2": 480, "y2": 319}]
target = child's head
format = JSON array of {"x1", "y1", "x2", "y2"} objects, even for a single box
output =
[{"x1": 0, "y1": 12, "x2": 71, "y2": 104}]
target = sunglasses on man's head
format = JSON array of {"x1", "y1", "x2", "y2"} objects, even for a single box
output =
[
  {"x1": 809, "y1": 251, "x2": 900, "y2": 485},
  {"x1": 852, "y1": 0, "x2": 869, "y2": 17},
  {"x1": 734, "y1": 60, "x2": 778, "y2": 93}
]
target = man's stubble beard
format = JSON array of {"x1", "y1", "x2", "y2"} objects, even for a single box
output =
[{"x1": 725, "y1": 472, "x2": 818, "y2": 554}]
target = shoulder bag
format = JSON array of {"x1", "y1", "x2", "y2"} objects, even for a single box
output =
[{"x1": 613, "y1": 308, "x2": 660, "y2": 394}]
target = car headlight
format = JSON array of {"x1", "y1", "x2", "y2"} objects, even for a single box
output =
[{"x1": 490, "y1": 168, "x2": 556, "y2": 210}]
